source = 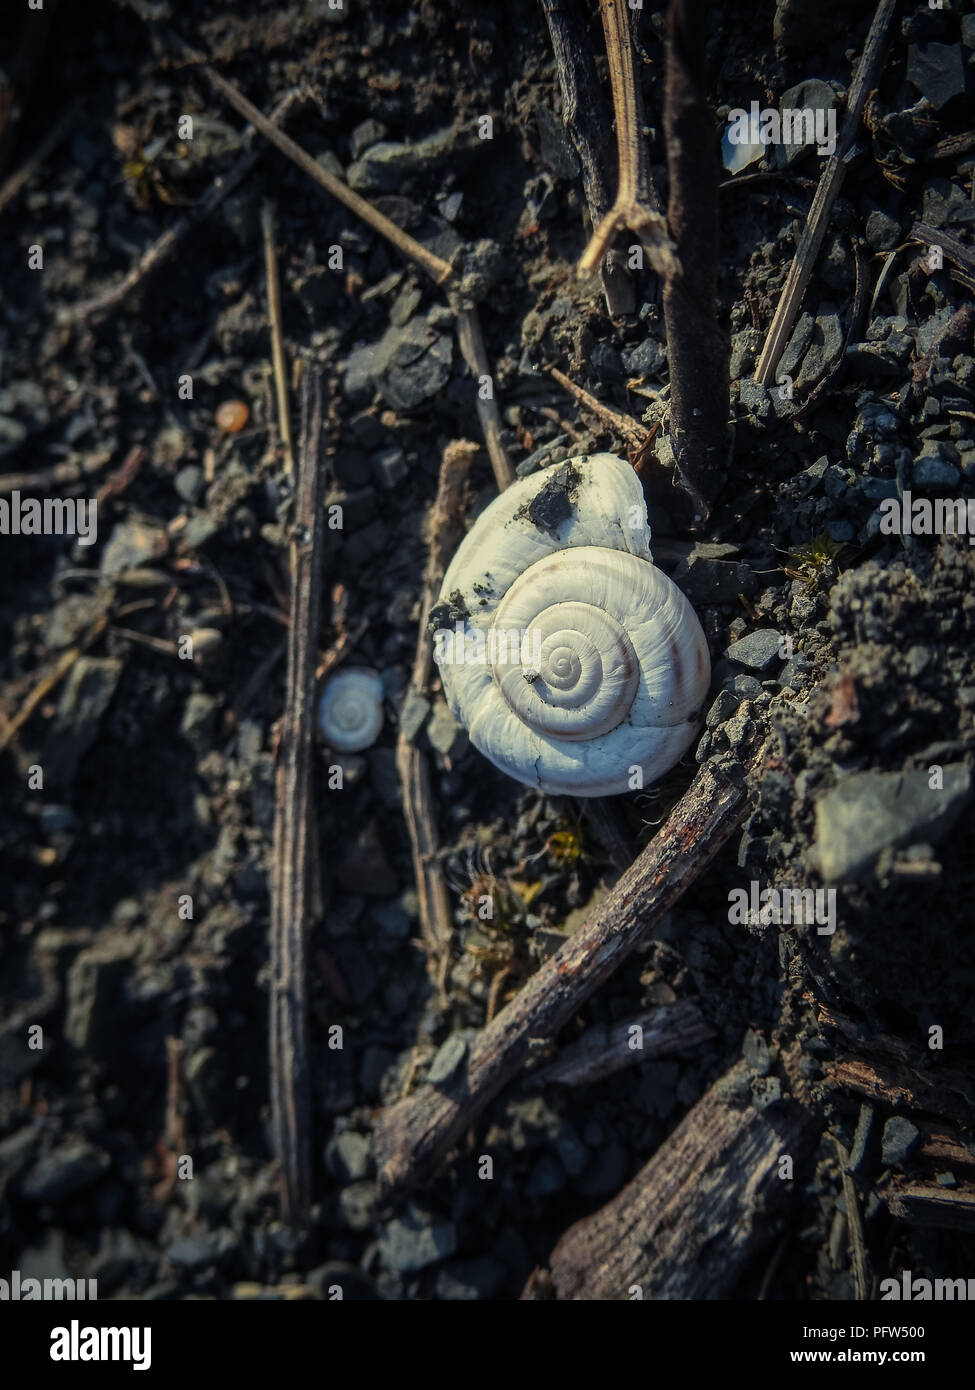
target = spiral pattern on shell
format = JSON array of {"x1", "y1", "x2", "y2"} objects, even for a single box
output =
[
  {"x1": 432, "y1": 454, "x2": 710, "y2": 796},
  {"x1": 318, "y1": 668, "x2": 384, "y2": 752}
]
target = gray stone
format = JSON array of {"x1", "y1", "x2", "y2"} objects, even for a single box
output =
[
  {"x1": 847, "y1": 1104, "x2": 875, "y2": 1174},
  {"x1": 20, "y1": 1139, "x2": 110, "y2": 1202},
  {"x1": 778, "y1": 312, "x2": 815, "y2": 379},
  {"x1": 426, "y1": 699, "x2": 467, "y2": 759},
  {"x1": 339, "y1": 1181, "x2": 377, "y2": 1231},
  {"x1": 326, "y1": 1130, "x2": 371, "y2": 1182},
  {"x1": 372, "y1": 321, "x2": 453, "y2": 412},
  {"x1": 378, "y1": 1204, "x2": 457, "y2": 1272},
  {"x1": 776, "y1": 80, "x2": 840, "y2": 167},
  {"x1": 796, "y1": 306, "x2": 842, "y2": 390},
  {"x1": 725, "y1": 628, "x2": 782, "y2": 671},
  {"x1": 181, "y1": 692, "x2": 219, "y2": 749},
  {"x1": 882, "y1": 1115, "x2": 920, "y2": 1167},
  {"x1": 750, "y1": 1075, "x2": 782, "y2": 1110},
  {"x1": 739, "y1": 379, "x2": 770, "y2": 418},
  {"x1": 621, "y1": 338, "x2": 666, "y2": 377},
  {"x1": 907, "y1": 43, "x2": 966, "y2": 110},
  {"x1": 672, "y1": 556, "x2": 756, "y2": 604},
  {"x1": 815, "y1": 764, "x2": 973, "y2": 881},
  {"x1": 435, "y1": 1257, "x2": 506, "y2": 1300},
  {"x1": 100, "y1": 519, "x2": 168, "y2": 577},
  {"x1": 372, "y1": 446, "x2": 408, "y2": 489},
  {"x1": 865, "y1": 209, "x2": 901, "y2": 252},
  {"x1": 174, "y1": 466, "x2": 205, "y2": 504},
  {"x1": 913, "y1": 454, "x2": 960, "y2": 488},
  {"x1": 44, "y1": 656, "x2": 122, "y2": 783},
  {"x1": 398, "y1": 687, "x2": 430, "y2": 744},
  {"x1": 347, "y1": 126, "x2": 478, "y2": 194},
  {"x1": 342, "y1": 344, "x2": 378, "y2": 405},
  {"x1": 350, "y1": 118, "x2": 388, "y2": 159},
  {"x1": 427, "y1": 1031, "x2": 470, "y2": 1087}
]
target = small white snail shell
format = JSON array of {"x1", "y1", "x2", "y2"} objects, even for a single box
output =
[
  {"x1": 432, "y1": 454, "x2": 710, "y2": 797},
  {"x1": 318, "y1": 667, "x2": 384, "y2": 752}
]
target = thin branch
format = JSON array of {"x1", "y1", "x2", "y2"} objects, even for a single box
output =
[
  {"x1": 454, "y1": 308, "x2": 515, "y2": 489},
  {"x1": 375, "y1": 754, "x2": 763, "y2": 1199},
  {"x1": 545, "y1": 363, "x2": 649, "y2": 451},
  {"x1": 270, "y1": 371, "x2": 327, "y2": 1225},
  {"x1": 753, "y1": 0, "x2": 898, "y2": 385},
  {"x1": 261, "y1": 201, "x2": 295, "y2": 483}
]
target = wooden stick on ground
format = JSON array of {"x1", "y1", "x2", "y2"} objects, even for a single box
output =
[
  {"x1": 453, "y1": 309, "x2": 515, "y2": 490},
  {"x1": 578, "y1": 0, "x2": 675, "y2": 280},
  {"x1": 530, "y1": 999, "x2": 713, "y2": 1087},
  {"x1": 375, "y1": 755, "x2": 758, "y2": 1198},
  {"x1": 261, "y1": 201, "x2": 295, "y2": 482},
  {"x1": 753, "y1": 0, "x2": 898, "y2": 386},
  {"x1": 270, "y1": 371, "x2": 327, "y2": 1226},
  {"x1": 536, "y1": 1057, "x2": 820, "y2": 1299},
  {"x1": 396, "y1": 440, "x2": 478, "y2": 969}
]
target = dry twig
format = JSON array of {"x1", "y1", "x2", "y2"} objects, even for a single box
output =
[
  {"x1": 537, "y1": 1056, "x2": 819, "y2": 1298},
  {"x1": 261, "y1": 201, "x2": 295, "y2": 482},
  {"x1": 375, "y1": 754, "x2": 762, "y2": 1198},
  {"x1": 753, "y1": 0, "x2": 898, "y2": 385},
  {"x1": 269, "y1": 372, "x2": 328, "y2": 1225}
]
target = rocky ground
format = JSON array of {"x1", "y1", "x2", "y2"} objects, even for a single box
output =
[{"x1": 1, "y1": 0, "x2": 974, "y2": 1300}]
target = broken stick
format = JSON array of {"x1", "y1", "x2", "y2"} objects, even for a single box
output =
[
  {"x1": 753, "y1": 0, "x2": 898, "y2": 386},
  {"x1": 270, "y1": 371, "x2": 327, "y2": 1225},
  {"x1": 537, "y1": 1057, "x2": 819, "y2": 1298},
  {"x1": 375, "y1": 755, "x2": 756, "y2": 1198}
]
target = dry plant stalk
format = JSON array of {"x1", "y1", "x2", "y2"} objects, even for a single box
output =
[
  {"x1": 396, "y1": 440, "x2": 478, "y2": 966},
  {"x1": 578, "y1": 0, "x2": 675, "y2": 280},
  {"x1": 269, "y1": 372, "x2": 327, "y2": 1225}
]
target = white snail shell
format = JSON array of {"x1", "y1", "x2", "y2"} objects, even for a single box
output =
[
  {"x1": 432, "y1": 454, "x2": 710, "y2": 797},
  {"x1": 319, "y1": 667, "x2": 384, "y2": 752}
]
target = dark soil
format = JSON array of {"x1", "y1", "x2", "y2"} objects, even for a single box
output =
[{"x1": 1, "y1": 0, "x2": 974, "y2": 1301}]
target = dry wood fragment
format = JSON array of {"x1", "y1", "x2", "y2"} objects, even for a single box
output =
[
  {"x1": 538, "y1": 1057, "x2": 820, "y2": 1298},
  {"x1": 530, "y1": 999, "x2": 713, "y2": 1087},
  {"x1": 820, "y1": 1005, "x2": 975, "y2": 1131},
  {"x1": 753, "y1": 0, "x2": 898, "y2": 385},
  {"x1": 883, "y1": 1182, "x2": 975, "y2": 1233},
  {"x1": 375, "y1": 755, "x2": 759, "y2": 1199},
  {"x1": 834, "y1": 1135, "x2": 870, "y2": 1300},
  {"x1": 269, "y1": 372, "x2": 327, "y2": 1225},
  {"x1": 909, "y1": 222, "x2": 975, "y2": 281}
]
